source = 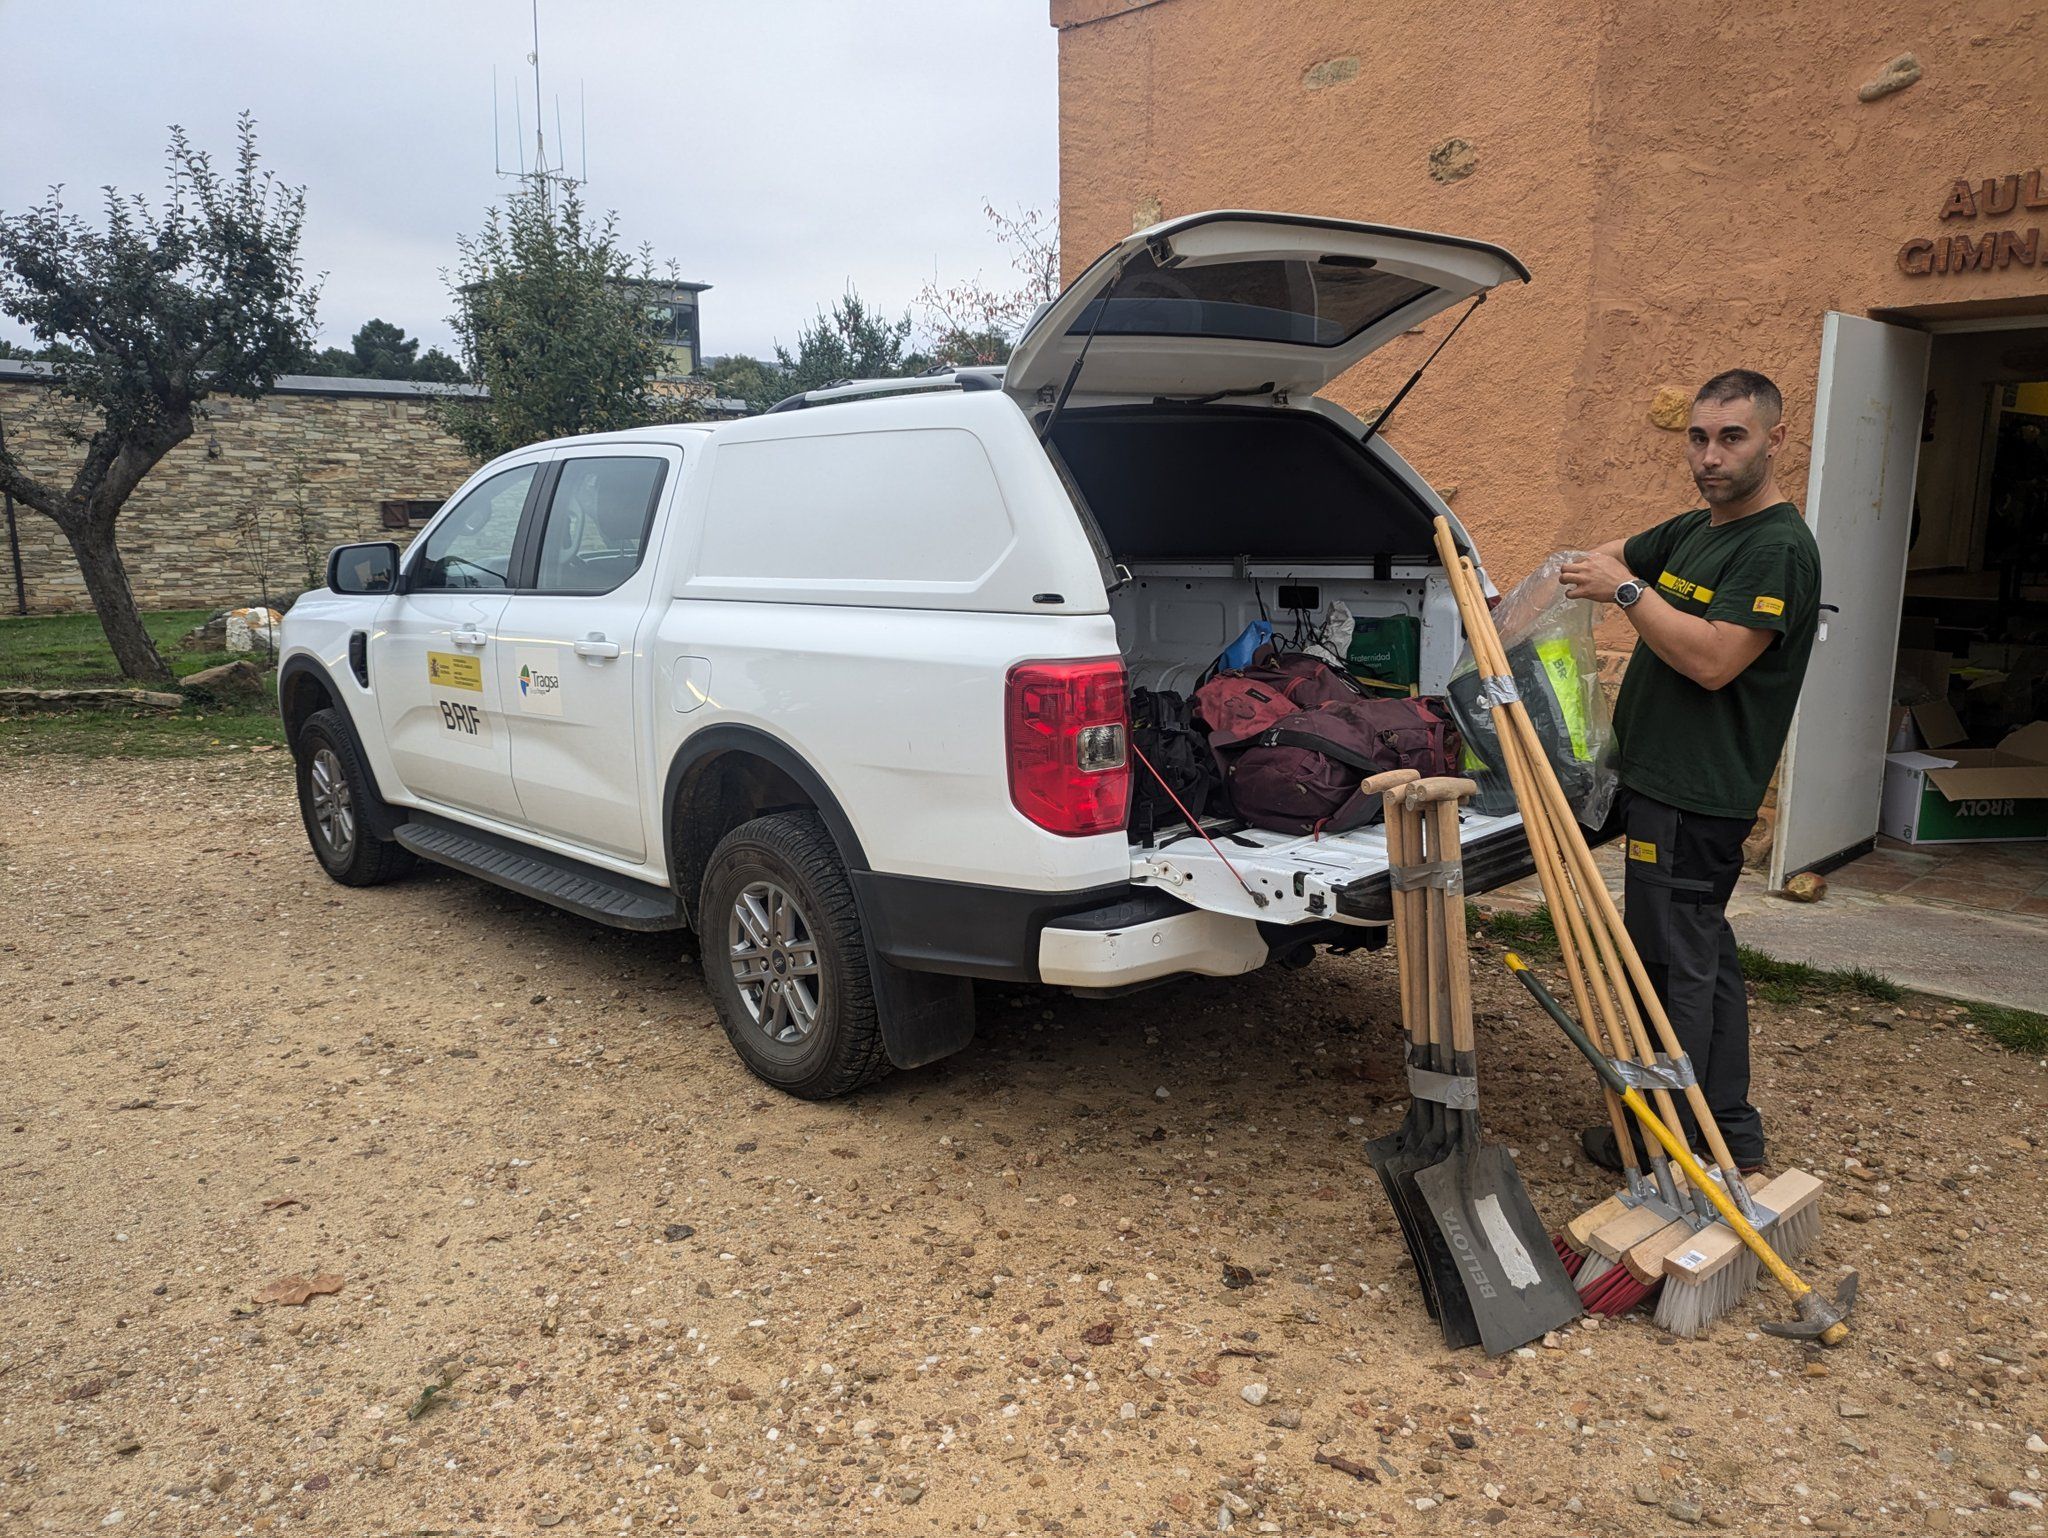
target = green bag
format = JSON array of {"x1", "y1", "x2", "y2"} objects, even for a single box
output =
[{"x1": 1347, "y1": 615, "x2": 1420, "y2": 697}]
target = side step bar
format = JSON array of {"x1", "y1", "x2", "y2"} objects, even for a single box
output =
[{"x1": 396, "y1": 813, "x2": 685, "y2": 932}]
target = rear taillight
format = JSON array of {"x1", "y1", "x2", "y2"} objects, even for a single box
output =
[{"x1": 1005, "y1": 658, "x2": 1130, "y2": 836}]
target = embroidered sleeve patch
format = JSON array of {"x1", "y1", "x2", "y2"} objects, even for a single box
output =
[{"x1": 1752, "y1": 595, "x2": 1785, "y2": 617}]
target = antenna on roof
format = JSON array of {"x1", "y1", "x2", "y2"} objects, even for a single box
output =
[{"x1": 490, "y1": 0, "x2": 584, "y2": 202}]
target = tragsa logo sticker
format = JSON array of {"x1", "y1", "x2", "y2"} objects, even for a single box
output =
[{"x1": 513, "y1": 649, "x2": 565, "y2": 716}]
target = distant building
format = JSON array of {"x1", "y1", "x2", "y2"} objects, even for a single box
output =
[{"x1": 617, "y1": 276, "x2": 710, "y2": 379}]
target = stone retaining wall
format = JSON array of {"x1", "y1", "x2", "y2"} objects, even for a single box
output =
[{"x1": 0, "y1": 370, "x2": 478, "y2": 614}]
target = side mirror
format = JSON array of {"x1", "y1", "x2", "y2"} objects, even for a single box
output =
[{"x1": 327, "y1": 541, "x2": 400, "y2": 595}]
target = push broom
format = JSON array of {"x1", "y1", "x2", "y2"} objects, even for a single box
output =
[
  {"x1": 1433, "y1": 518, "x2": 1827, "y2": 1333},
  {"x1": 1506, "y1": 953, "x2": 1854, "y2": 1346}
]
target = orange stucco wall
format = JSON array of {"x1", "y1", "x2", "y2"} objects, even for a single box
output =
[{"x1": 1053, "y1": 0, "x2": 2048, "y2": 587}]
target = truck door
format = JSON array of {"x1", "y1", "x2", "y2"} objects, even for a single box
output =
[
  {"x1": 496, "y1": 449, "x2": 677, "y2": 861},
  {"x1": 372, "y1": 459, "x2": 543, "y2": 823}
]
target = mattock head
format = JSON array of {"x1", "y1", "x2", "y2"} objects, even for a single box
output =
[{"x1": 1761, "y1": 1272, "x2": 1859, "y2": 1347}]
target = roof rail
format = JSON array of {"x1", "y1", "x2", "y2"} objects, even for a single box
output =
[{"x1": 763, "y1": 367, "x2": 1005, "y2": 415}]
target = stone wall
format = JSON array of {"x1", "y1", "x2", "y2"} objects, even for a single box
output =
[{"x1": 0, "y1": 371, "x2": 479, "y2": 614}]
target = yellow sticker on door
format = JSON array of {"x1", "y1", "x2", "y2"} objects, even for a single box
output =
[{"x1": 427, "y1": 651, "x2": 484, "y2": 692}]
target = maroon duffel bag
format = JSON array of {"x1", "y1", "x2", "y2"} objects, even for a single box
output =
[{"x1": 1224, "y1": 696, "x2": 1458, "y2": 834}]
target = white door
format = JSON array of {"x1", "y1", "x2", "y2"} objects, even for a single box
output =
[
  {"x1": 373, "y1": 459, "x2": 543, "y2": 823},
  {"x1": 1771, "y1": 314, "x2": 1931, "y2": 886},
  {"x1": 498, "y1": 450, "x2": 676, "y2": 860}
]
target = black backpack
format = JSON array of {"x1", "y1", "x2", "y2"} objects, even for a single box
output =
[{"x1": 1128, "y1": 687, "x2": 1223, "y2": 841}]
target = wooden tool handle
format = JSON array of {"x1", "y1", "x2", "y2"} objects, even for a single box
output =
[
  {"x1": 1384, "y1": 785, "x2": 1427, "y2": 1052},
  {"x1": 1401, "y1": 775, "x2": 1479, "y2": 807},
  {"x1": 1361, "y1": 768, "x2": 1421, "y2": 796},
  {"x1": 1430, "y1": 798, "x2": 1477, "y2": 1057}
]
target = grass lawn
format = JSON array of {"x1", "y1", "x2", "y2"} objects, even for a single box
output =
[{"x1": 0, "y1": 608, "x2": 286, "y2": 757}]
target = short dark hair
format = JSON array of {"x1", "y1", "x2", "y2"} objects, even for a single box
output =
[{"x1": 1695, "y1": 369, "x2": 1783, "y2": 425}]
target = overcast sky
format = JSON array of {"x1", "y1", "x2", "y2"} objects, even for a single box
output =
[{"x1": 0, "y1": 0, "x2": 1059, "y2": 363}]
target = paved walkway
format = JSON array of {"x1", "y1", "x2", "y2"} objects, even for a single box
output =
[{"x1": 1481, "y1": 835, "x2": 2048, "y2": 1012}]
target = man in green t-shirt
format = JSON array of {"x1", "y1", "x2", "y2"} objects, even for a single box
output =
[{"x1": 1558, "y1": 369, "x2": 1821, "y2": 1174}]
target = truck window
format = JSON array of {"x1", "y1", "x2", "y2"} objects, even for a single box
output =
[
  {"x1": 532, "y1": 456, "x2": 670, "y2": 595},
  {"x1": 410, "y1": 464, "x2": 537, "y2": 591}
]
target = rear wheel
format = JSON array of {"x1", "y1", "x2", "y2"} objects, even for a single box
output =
[
  {"x1": 295, "y1": 708, "x2": 414, "y2": 887},
  {"x1": 700, "y1": 812, "x2": 888, "y2": 1099}
]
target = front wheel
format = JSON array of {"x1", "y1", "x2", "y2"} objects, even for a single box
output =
[
  {"x1": 295, "y1": 708, "x2": 414, "y2": 887},
  {"x1": 699, "y1": 812, "x2": 888, "y2": 1099}
]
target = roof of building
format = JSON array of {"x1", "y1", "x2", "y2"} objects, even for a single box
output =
[{"x1": 0, "y1": 358, "x2": 484, "y2": 400}]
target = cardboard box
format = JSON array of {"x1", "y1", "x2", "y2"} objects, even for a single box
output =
[
  {"x1": 1879, "y1": 721, "x2": 2048, "y2": 845},
  {"x1": 1887, "y1": 698, "x2": 1967, "y2": 752}
]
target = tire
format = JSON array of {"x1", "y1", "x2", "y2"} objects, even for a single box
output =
[
  {"x1": 699, "y1": 812, "x2": 889, "y2": 1100},
  {"x1": 295, "y1": 708, "x2": 415, "y2": 887}
]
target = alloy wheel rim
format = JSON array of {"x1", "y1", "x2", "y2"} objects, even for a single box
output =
[
  {"x1": 727, "y1": 879, "x2": 822, "y2": 1044},
  {"x1": 309, "y1": 747, "x2": 355, "y2": 859}
]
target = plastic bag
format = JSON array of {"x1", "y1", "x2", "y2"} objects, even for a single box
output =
[
  {"x1": 1445, "y1": 550, "x2": 1618, "y2": 828},
  {"x1": 1300, "y1": 600, "x2": 1355, "y2": 669}
]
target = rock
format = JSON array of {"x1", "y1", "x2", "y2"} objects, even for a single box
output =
[
  {"x1": 1837, "y1": 1400, "x2": 1869, "y2": 1418},
  {"x1": 1649, "y1": 387, "x2": 1692, "y2": 431},
  {"x1": 1428, "y1": 138, "x2": 1478, "y2": 184},
  {"x1": 1666, "y1": 1498, "x2": 1704, "y2": 1524},
  {"x1": 1857, "y1": 53, "x2": 1922, "y2": 103},
  {"x1": 1634, "y1": 1483, "x2": 1663, "y2": 1505},
  {"x1": 2008, "y1": 1491, "x2": 2043, "y2": 1512},
  {"x1": 2025, "y1": 1433, "x2": 2046, "y2": 1455},
  {"x1": 1216, "y1": 1503, "x2": 1234, "y2": 1531},
  {"x1": 899, "y1": 1485, "x2": 926, "y2": 1506},
  {"x1": 1240, "y1": 1383, "x2": 1269, "y2": 1406},
  {"x1": 1266, "y1": 1406, "x2": 1302, "y2": 1430},
  {"x1": 1781, "y1": 872, "x2": 1828, "y2": 903},
  {"x1": 1645, "y1": 1403, "x2": 1672, "y2": 1421},
  {"x1": 663, "y1": 1224, "x2": 694, "y2": 1241},
  {"x1": 1804, "y1": 1363, "x2": 1830, "y2": 1378},
  {"x1": 181, "y1": 659, "x2": 270, "y2": 699},
  {"x1": 1302, "y1": 57, "x2": 1361, "y2": 91}
]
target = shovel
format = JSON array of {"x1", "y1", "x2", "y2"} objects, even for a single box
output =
[
  {"x1": 1406, "y1": 780, "x2": 1585, "y2": 1354},
  {"x1": 1363, "y1": 770, "x2": 1480, "y2": 1349}
]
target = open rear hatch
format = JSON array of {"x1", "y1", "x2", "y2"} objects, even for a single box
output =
[
  {"x1": 1005, "y1": 210, "x2": 1529, "y2": 404},
  {"x1": 1008, "y1": 210, "x2": 1536, "y2": 929}
]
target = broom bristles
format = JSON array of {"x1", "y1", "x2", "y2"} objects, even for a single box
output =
[
  {"x1": 1580, "y1": 1265, "x2": 1656, "y2": 1317},
  {"x1": 1652, "y1": 1201, "x2": 1824, "y2": 1337},
  {"x1": 1552, "y1": 1233, "x2": 1584, "y2": 1279},
  {"x1": 1573, "y1": 1251, "x2": 1615, "y2": 1291}
]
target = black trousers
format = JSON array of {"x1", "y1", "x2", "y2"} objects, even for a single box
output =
[{"x1": 1617, "y1": 790, "x2": 1766, "y2": 1168}]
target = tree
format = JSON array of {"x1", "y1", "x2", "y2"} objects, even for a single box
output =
[
  {"x1": 349, "y1": 318, "x2": 420, "y2": 378},
  {"x1": 0, "y1": 114, "x2": 319, "y2": 683},
  {"x1": 294, "y1": 318, "x2": 464, "y2": 382},
  {"x1": 699, "y1": 354, "x2": 788, "y2": 415},
  {"x1": 437, "y1": 179, "x2": 677, "y2": 461},
  {"x1": 773, "y1": 287, "x2": 914, "y2": 396},
  {"x1": 412, "y1": 346, "x2": 463, "y2": 384},
  {"x1": 912, "y1": 201, "x2": 1060, "y2": 367}
]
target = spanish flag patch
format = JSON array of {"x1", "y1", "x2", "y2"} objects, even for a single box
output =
[
  {"x1": 1628, "y1": 839, "x2": 1658, "y2": 864},
  {"x1": 1752, "y1": 595, "x2": 1785, "y2": 617}
]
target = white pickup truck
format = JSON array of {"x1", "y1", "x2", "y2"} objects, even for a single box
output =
[{"x1": 279, "y1": 211, "x2": 1537, "y2": 1098}]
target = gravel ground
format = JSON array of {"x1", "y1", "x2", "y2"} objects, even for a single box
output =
[{"x1": 2, "y1": 756, "x2": 2044, "y2": 1537}]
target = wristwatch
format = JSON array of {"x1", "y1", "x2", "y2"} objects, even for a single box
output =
[{"x1": 1614, "y1": 579, "x2": 1645, "y2": 610}]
